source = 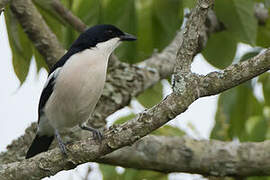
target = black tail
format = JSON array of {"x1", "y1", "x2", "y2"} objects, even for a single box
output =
[{"x1": 26, "y1": 134, "x2": 54, "y2": 159}]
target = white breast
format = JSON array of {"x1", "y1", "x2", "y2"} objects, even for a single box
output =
[{"x1": 44, "y1": 49, "x2": 109, "y2": 131}]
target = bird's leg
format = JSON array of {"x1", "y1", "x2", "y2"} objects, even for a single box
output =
[
  {"x1": 79, "y1": 124, "x2": 103, "y2": 142},
  {"x1": 54, "y1": 129, "x2": 67, "y2": 156}
]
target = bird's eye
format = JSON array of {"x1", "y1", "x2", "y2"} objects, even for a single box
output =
[{"x1": 107, "y1": 30, "x2": 113, "y2": 36}]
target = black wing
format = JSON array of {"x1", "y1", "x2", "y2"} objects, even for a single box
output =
[{"x1": 38, "y1": 71, "x2": 58, "y2": 119}]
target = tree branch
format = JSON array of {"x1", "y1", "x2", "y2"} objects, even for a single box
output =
[
  {"x1": 0, "y1": 0, "x2": 9, "y2": 15},
  {"x1": 199, "y1": 50, "x2": 270, "y2": 97},
  {"x1": 10, "y1": 0, "x2": 65, "y2": 68},
  {"x1": 50, "y1": 0, "x2": 87, "y2": 32},
  {"x1": 172, "y1": 0, "x2": 213, "y2": 95},
  {"x1": 140, "y1": 8, "x2": 221, "y2": 79},
  {"x1": 98, "y1": 135, "x2": 270, "y2": 177}
]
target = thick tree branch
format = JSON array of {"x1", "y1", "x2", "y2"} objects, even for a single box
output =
[
  {"x1": 98, "y1": 135, "x2": 270, "y2": 177},
  {"x1": 172, "y1": 0, "x2": 213, "y2": 95},
  {"x1": 0, "y1": 0, "x2": 9, "y2": 8},
  {"x1": 10, "y1": 0, "x2": 65, "y2": 68},
  {"x1": 2, "y1": 135, "x2": 270, "y2": 179},
  {"x1": 175, "y1": 0, "x2": 212, "y2": 73}
]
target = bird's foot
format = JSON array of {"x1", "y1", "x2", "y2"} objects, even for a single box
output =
[
  {"x1": 93, "y1": 129, "x2": 103, "y2": 142},
  {"x1": 58, "y1": 140, "x2": 67, "y2": 156},
  {"x1": 79, "y1": 124, "x2": 103, "y2": 142}
]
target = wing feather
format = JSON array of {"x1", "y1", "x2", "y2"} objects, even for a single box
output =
[{"x1": 38, "y1": 68, "x2": 61, "y2": 120}]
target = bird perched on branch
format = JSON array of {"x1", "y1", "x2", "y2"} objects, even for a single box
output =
[{"x1": 26, "y1": 24, "x2": 136, "y2": 159}]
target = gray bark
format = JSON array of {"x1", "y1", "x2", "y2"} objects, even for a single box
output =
[
  {"x1": 10, "y1": 0, "x2": 65, "y2": 68},
  {"x1": 99, "y1": 135, "x2": 270, "y2": 177}
]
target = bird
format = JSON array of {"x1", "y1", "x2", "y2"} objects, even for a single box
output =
[{"x1": 26, "y1": 24, "x2": 136, "y2": 159}]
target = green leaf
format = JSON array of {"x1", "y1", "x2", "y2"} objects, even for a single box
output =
[
  {"x1": 123, "y1": 169, "x2": 168, "y2": 180},
  {"x1": 265, "y1": 106, "x2": 270, "y2": 140},
  {"x1": 34, "y1": 2, "x2": 65, "y2": 44},
  {"x1": 62, "y1": 26, "x2": 78, "y2": 50},
  {"x1": 103, "y1": 0, "x2": 134, "y2": 25},
  {"x1": 151, "y1": 125, "x2": 185, "y2": 137},
  {"x1": 239, "y1": 49, "x2": 261, "y2": 62},
  {"x1": 103, "y1": 0, "x2": 137, "y2": 63},
  {"x1": 247, "y1": 176, "x2": 270, "y2": 180},
  {"x1": 266, "y1": 0, "x2": 270, "y2": 8},
  {"x1": 60, "y1": 0, "x2": 72, "y2": 9},
  {"x1": 72, "y1": 0, "x2": 101, "y2": 26},
  {"x1": 33, "y1": 0, "x2": 67, "y2": 26},
  {"x1": 211, "y1": 83, "x2": 263, "y2": 141},
  {"x1": 114, "y1": 113, "x2": 136, "y2": 125},
  {"x1": 4, "y1": 6, "x2": 33, "y2": 83},
  {"x1": 258, "y1": 73, "x2": 270, "y2": 106},
  {"x1": 246, "y1": 116, "x2": 268, "y2": 142},
  {"x1": 99, "y1": 164, "x2": 168, "y2": 180},
  {"x1": 135, "y1": 0, "x2": 154, "y2": 62},
  {"x1": 60, "y1": 0, "x2": 101, "y2": 49},
  {"x1": 34, "y1": 48, "x2": 48, "y2": 72},
  {"x1": 214, "y1": 0, "x2": 257, "y2": 45},
  {"x1": 202, "y1": 31, "x2": 237, "y2": 69},
  {"x1": 182, "y1": 0, "x2": 196, "y2": 8},
  {"x1": 99, "y1": 164, "x2": 120, "y2": 180},
  {"x1": 61, "y1": 0, "x2": 77, "y2": 48},
  {"x1": 229, "y1": 84, "x2": 263, "y2": 141},
  {"x1": 211, "y1": 88, "x2": 237, "y2": 140},
  {"x1": 257, "y1": 18, "x2": 270, "y2": 48},
  {"x1": 152, "y1": 0, "x2": 183, "y2": 50},
  {"x1": 137, "y1": 82, "x2": 163, "y2": 108}
]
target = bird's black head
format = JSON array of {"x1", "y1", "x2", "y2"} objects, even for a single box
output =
[
  {"x1": 50, "y1": 25, "x2": 136, "y2": 75},
  {"x1": 70, "y1": 24, "x2": 136, "y2": 51}
]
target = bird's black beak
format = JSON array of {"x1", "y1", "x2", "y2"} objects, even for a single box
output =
[{"x1": 120, "y1": 32, "x2": 137, "y2": 41}]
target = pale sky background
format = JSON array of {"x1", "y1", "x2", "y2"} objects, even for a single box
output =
[{"x1": 0, "y1": 12, "x2": 253, "y2": 179}]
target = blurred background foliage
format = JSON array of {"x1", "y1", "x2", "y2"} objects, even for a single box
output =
[{"x1": 3, "y1": 0, "x2": 270, "y2": 179}]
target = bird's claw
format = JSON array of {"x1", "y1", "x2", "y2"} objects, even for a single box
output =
[
  {"x1": 92, "y1": 129, "x2": 103, "y2": 142},
  {"x1": 79, "y1": 124, "x2": 103, "y2": 142},
  {"x1": 59, "y1": 142, "x2": 67, "y2": 156}
]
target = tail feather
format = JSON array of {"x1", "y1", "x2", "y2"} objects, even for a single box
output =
[{"x1": 26, "y1": 134, "x2": 54, "y2": 159}]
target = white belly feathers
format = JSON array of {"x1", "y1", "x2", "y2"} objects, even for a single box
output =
[{"x1": 44, "y1": 49, "x2": 108, "y2": 131}]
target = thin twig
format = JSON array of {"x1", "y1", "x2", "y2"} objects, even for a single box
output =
[{"x1": 51, "y1": 0, "x2": 87, "y2": 32}]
